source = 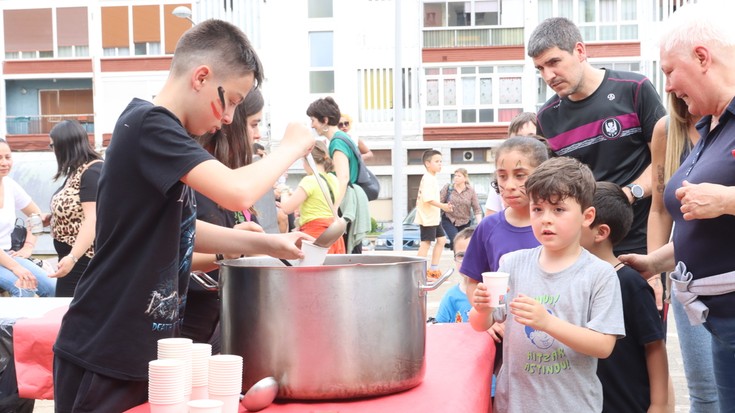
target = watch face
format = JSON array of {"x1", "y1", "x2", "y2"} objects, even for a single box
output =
[{"x1": 631, "y1": 185, "x2": 644, "y2": 198}]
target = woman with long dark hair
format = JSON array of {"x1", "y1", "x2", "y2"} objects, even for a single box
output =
[
  {"x1": 48, "y1": 120, "x2": 103, "y2": 297},
  {"x1": 182, "y1": 88, "x2": 265, "y2": 351}
]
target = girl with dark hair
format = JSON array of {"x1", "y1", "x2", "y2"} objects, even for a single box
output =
[
  {"x1": 48, "y1": 120, "x2": 103, "y2": 297},
  {"x1": 182, "y1": 87, "x2": 267, "y2": 351}
]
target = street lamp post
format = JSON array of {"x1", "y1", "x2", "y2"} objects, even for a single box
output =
[{"x1": 172, "y1": 6, "x2": 195, "y2": 25}]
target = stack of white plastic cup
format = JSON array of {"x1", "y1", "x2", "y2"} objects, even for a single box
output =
[
  {"x1": 187, "y1": 399, "x2": 223, "y2": 413},
  {"x1": 208, "y1": 354, "x2": 243, "y2": 413},
  {"x1": 157, "y1": 338, "x2": 193, "y2": 402},
  {"x1": 148, "y1": 359, "x2": 187, "y2": 413},
  {"x1": 190, "y1": 343, "x2": 212, "y2": 400}
]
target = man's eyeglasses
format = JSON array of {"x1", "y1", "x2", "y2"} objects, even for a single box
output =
[
  {"x1": 454, "y1": 252, "x2": 465, "y2": 263},
  {"x1": 338, "y1": 121, "x2": 350, "y2": 128}
]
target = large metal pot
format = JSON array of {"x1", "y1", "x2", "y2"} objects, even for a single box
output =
[{"x1": 213, "y1": 255, "x2": 450, "y2": 400}]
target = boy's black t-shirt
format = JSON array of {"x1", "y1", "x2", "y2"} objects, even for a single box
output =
[
  {"x1": 596, "y1": 265, "x2": 665, "y2": 412},
  {"x1": 54, "y1": 98, "x2": 214, "y2": 380}
]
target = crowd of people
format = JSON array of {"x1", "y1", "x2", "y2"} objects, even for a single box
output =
[{"x1": 0, "y1": 2, "x2": 730, "y2": 412}]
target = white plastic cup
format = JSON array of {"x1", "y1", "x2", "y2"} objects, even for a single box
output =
[
  {"x1": 149, "y1": 400, "x2": 188, "y2": 413},
  {"x1": 187, "y1": 398, "x2": 223, "y2": 413},
  {"x1": 297, "y1": 240, "x2": 328, "y2": 266},
  {"x1": 190, "y1": 385, "x2": 208, "y2": 401},
  {"x1": 29, "y1": 213, "x2": 43, "y2": 235},
  {"x1": 207, "y1": 393, "x2": 240, "y2": 413},
  {"x1": 482, "y1": 271, "x2": 510, "y2": 307}
]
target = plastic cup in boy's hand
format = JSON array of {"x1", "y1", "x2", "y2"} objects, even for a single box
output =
[
  {"x1": 295, "y1": 240, "x2": 328, "y2": 266},
  {"x1": 482, "y1": 272, "x2": 510, "y2": 307}
]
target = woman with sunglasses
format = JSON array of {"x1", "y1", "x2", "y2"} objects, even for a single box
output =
[{"x1": 338, "y1": 113, "x2": 373, "y2": 160}]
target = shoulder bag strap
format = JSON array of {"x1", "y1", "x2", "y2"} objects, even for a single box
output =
[{"x1": 317, "y1": 173, "x2": 335, "y2": 204}]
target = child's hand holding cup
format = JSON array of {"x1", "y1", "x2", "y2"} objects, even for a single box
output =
[{"x1": 481, "y1": 271, "x2": 510, "y2": 307}]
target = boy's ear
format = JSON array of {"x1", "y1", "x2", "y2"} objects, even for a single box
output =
[
  {"x1": 582, "y1": 206, "x2": 595, "y2": 228},
  {"x1": 192, "y1": 65, "x2": 212, "y2": 91},
  {"x1": 594, "y1": 223, "x2": 612, "y2": 243}
]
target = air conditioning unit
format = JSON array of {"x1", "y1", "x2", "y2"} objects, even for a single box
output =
[{"x1": 463, "y1": 150, "x2": 474, "y2": 162}]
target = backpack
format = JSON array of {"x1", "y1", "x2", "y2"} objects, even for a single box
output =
[{"x1": 330, "y1": 133, "x2": 380, "y2": 201}]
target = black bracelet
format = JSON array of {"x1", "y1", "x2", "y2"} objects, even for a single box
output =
[{"x1": 215, "y1": 254, "x2": 224, "y2": 261}]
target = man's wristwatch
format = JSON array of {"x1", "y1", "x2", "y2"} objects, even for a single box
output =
[{"x1": 626, "y1": 183, "x2": 645, "y2": 202}]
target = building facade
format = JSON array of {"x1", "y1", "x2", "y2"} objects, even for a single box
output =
[{"x1": 0, "y1": 0, "x2": 692, "y2": 224}]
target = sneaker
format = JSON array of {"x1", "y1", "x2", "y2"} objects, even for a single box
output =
[{"x1": 427, "y1": 269, "x2": 442, "y2": 280}]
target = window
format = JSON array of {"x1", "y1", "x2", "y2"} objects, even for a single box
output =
[
  {"x1": 308, "y1": 0, "x2": 333, "y2": 18},
  {"x1": 134, "y1": 42, "x2": 161, "y2": 56},
  {"x1": 309, "y1": 31, "x2": 334, "y2": 93},
  {"x1": 537, "y1": 0, "x2": 638, "y2": 41},
  {"x1": 424, "y1": 65, "x2": 523, "y2": 125},
  {"x1": 3, "y1": 9, "x2": 53, "y2": 59},
  {"x1": 423, "y1": 1, "x2": 499, "y2": 27},
  {"x1": 57, "y1": 7, "x2": 89, "y2": 57}
]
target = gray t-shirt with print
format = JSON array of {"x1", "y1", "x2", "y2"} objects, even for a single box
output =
[{"x1": 493, "y1": 246, "x2": 625, "y2": 413}]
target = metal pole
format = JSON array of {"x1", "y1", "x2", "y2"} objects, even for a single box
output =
[{"x1": 392, "y1": 0, "x2": 404, "y2": 251}]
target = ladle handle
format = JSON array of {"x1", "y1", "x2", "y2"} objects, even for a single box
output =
[{"x1": 305, "y1": 153, "x2": 339, "y2": 217}]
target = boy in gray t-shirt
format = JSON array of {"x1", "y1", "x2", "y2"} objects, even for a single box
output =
[{"x1": 469, "y1": 157, "x2": 625, "y2": 412}]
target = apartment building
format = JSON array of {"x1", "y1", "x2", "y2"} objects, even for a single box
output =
[{"x1": 0, "y1": 0, "x2": 687, "y2": 224}]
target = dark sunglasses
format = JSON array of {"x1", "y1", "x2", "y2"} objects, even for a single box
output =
[{"x1": 338, "y1": 121, "x2": 350, "y2": 128}]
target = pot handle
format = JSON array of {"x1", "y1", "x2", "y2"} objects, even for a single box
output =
[
  {"x1": 419, "y1": 268, "x2": 454, "y2": 295},
  {"x1": 190, "y1": 271, "x2": 219, "y2": 292}
]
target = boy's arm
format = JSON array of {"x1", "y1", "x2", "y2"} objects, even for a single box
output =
[
  {"x1": 510, "y1": 294, "x2": 617, "y2": 358},
  {"x1": 468, "y1": 280, "x2": 506, "y2": 332},
  {"x1": 194, "y1": 219, "x2": 312, "y2": 259},
  {"x1": 184, "y1": 122, "x2": 314, "y2": 212},
  {"x1": 644, "y1": 340, "x2": 670, "y2": 413}
]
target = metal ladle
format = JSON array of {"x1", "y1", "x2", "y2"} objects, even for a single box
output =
[
  {"x1": 305, "y1": 154, "x2": 347, "y2": 249},
  {"x1": 241, "y1": 376, "x2": 278, "y2": 412}
]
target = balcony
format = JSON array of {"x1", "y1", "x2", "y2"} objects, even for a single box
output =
[
  {"x1": 6, "y1": 114, "x2": 94, "y2": 135},
  {"x1": 423, "y1": 26, "x2": 524, "y2": 48},
  {"x1": 5, "y1": 114, "x2": 95, "y2": 151}
]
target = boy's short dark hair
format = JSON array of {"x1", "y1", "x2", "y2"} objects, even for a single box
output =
[
  {"x1": 525, "y1": 156, "x2": 595, "y2": 210},
  {"x1": 422, "y1": 149, "x2": 442, "y2": 165},
  {"x1": 590, "y1": 182, "x2": 634, "y2": 246},
  {"x1": 170, "y1": 19, "x2": 263, "y2": 87},
  {"x1": 453, "y1": 227, "x2": 475, "y2": 252}
]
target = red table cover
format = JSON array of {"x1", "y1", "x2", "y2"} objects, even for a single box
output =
[
  {"x1": 127, "y1": 323, "x2": 495, "y2": 413},
  {"x1": 13, "y1": 305, "x2": 69, "y2": 400}
]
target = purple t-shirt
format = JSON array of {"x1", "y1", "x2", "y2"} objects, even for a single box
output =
[{"x1": 460, "y1": 209, "x2": 539, "y2": 282}]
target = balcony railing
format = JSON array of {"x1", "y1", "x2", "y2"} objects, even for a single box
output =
[
  {"x1": 423, "y1": 26, "x2": 524, "y2": 48},
  {"x1": 6, "y1": 114, "x2": 94, "y2": 135}
]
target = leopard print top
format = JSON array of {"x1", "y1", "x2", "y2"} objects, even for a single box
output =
[{"x1": 50, "y1": 160, "x2": 102, "y2": 258}]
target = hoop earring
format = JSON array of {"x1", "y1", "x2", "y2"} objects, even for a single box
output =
[{"x1": 322, "y1": 126, "x2": 329, "y2": 133}]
